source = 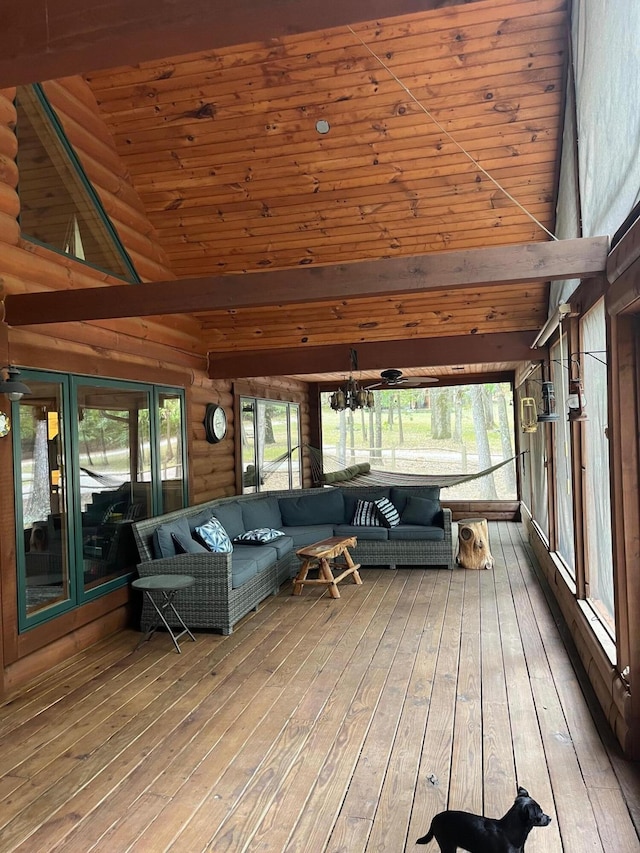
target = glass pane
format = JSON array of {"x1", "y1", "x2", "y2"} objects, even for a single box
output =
[
  {"x1": 525, "y1": 370, "x2": 549, "y2": 539},
  {"x1": 551, "y1": 335, "x2": 575, "y2": 571},
  {"x1": 240, "y1": 398, "x2": 258, "y2": 493},
  {"x1": 159, "y1": 392, "x2": 185, "y2": 512},
  {"x1": 18, "y1": 382, "x2": 71, "y2": 615},
  {"x1": 15, "y1": 86, "x2": 132, "y2": 278},
  {"x1": 261, "y1": 402, "x2": 291, "y2": 492},
  {"x1": 581, "y1": 300, "x2": 614, "y2": 632},
  {"x1": 77, "y1": 385, "x2": 151, "y2": 590}
]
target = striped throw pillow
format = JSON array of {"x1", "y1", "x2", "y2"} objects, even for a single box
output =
[
  {"x1": 374, "y1": 497, "x2": 400, "y2": 528},
  {"x1": 352, "y1": 499, "x2": 381, "y2": 526}
]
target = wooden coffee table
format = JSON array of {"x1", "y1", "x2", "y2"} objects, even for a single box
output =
[{"x1": 293, "y1": 536, "x2": 362, "y2": 598}]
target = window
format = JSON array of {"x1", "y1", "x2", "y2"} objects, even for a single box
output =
[
  {"x1": 240, "y1": 398, "x2": 301, "y2": 493},
  {"x1": 551, "y1": 334, "x2": 575, "y2": 571},
  {"x1": 15, "y1": 84, "x2": 137, "y2": 280},
  {"x1": 580, "y1": 299, "x2": 614, "y2": 633},
  {"x1": 14, "y1": 372, "x2": 186, "y2": 630}
]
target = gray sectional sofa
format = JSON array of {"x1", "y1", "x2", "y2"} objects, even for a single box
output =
[{"x1": 132, "y1": 485, "x2": 454, "y2": 635}]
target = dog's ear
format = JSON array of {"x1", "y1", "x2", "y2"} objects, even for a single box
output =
[{"x1": 516, "y1": 786, "x2": 529, "y2": 798}]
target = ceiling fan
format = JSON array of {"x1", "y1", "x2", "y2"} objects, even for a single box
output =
[{"x1": 365, "y1": 368, "x2": 438, "y2": 390}]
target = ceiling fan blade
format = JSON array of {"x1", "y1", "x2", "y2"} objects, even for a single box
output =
[{"x1": 398, "y1": 376, "x2": 438, "y2": 386}]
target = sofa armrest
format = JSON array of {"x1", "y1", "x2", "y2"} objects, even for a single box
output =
[{"x1": 136, "y1": 552, "x2": 233, "y2": 590}]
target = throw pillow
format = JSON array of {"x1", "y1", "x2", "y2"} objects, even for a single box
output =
[
  {"x1": 401, "y1": 495, "x2": 441, "y2": 526},
  {"x1": 374, "y1": 496, "x2": 400, "y2": 528},
  {"x1": 233, "y1": 527, "x2": 285, "y2": 546},
  {"x1": 352, "y1": 499, "x2": 381, "y2": 526},
  {"x1": 171, "y1": 531, "x2": 209, "y2": 555},
  {"x1": 194, "y1": 517, "x2": 233, "y2": 553}
]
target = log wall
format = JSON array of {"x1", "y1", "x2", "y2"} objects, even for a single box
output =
[{"x1": 0, "y1": 79, "x2": 314, "y2": 692}]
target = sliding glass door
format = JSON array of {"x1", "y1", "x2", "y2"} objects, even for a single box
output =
[
  {"x1": 14, "y1": 371, "x2": 187, "y2": 630},
  {"x1": 240, "y1": 397, "x2": 301, "y2": 493}
]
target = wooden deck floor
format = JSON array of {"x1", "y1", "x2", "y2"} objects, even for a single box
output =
[{"x1": 1, "y1": 523, "x2": 639, "y2": 852}]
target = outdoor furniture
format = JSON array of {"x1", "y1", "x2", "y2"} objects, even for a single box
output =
[
  {"x1": 456, "y1": 518, "x2": 494, "y2": 569},
  {"x1": 132, "y1": 574, "x2": 197, "y2": 652},
  {"x1": 293, "y1": 536, "x2": 362, "y2": 598}
]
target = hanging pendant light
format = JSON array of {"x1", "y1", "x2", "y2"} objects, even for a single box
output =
[{"x1": 329, "y1": 348, "x2": 375, "y2": 412}]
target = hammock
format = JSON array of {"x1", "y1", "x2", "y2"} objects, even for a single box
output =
[{"x1": 305, "y1": 444, "x2": 524, "y2": 489}]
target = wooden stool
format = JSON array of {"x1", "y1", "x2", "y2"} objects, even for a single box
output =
[
  {"x1": 456, "y1": 518, "x2": 494, "y2": 570},
  {"x1": 293, "y1": 536, "x2": 362, "y2": 598}
]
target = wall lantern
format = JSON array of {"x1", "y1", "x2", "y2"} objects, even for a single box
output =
[
  {"x1": 537, "y1": 380, "x2": 559, "y2": 423},
  {"x1": 520, "y1": 397, "x2": 538, "y2": 433},
  {"x1": 567, "y1": 376, "x2": 587, "y2": 422},
  {"x1": 0, "y1": 365, "x2": 31, "y2": 401}
]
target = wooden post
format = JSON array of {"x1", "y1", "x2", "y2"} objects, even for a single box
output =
[{"x1": 456, "y1": 518, "x2": 494, "y2": 570}]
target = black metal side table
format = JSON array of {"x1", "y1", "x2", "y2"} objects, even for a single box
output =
[{"x1": 132, "y1": 574, "x2": 196, "y2": 653}]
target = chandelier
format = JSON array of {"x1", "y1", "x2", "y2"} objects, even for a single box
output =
[
  {"x1": 329, "y1": 348, "x2": 375, "y2": 411},
  {"x1": 329, "y1": 377, "x2": 375, "y2": 411}
]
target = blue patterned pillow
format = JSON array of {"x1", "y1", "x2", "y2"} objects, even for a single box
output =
[
  {"x1": 233, "y1": 528, "x2": 285, "y2": 546},
  {"x1": 374, "y1": 497, "x2": 400, "y2": 528},
  {"x1": 352, "y1": 499, "x2": 381, "y2": 526},
  {"x1": 195, "y1": 517, "x2": 233, "y2": 553}
]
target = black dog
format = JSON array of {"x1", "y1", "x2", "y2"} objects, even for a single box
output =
[{"x1": 416, "y1": 786, "x2": 551, "y2": 852}]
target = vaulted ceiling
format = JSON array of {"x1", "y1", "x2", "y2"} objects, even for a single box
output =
[{"x1": 4, "y1": 0, "x2": 590, "y2": 384}]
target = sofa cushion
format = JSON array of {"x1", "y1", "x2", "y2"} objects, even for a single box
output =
[
  {"x1": 187, "y1": 508, "x2": 216, "y2": 532},
  {"x1": 351, "y1": 499, "x2": 381, "y2": 526},
  {"x1": 241, "y1": 496, "x2": 283, "y2": 531},
  {"x1": 387, "y1": 524, "x2": 445, "y2": 541},
  {"x1": 401, "y1": 496, "x2": 442, "y2": 527},
  {"x1": 281, "y1": 524, "x2": 335, "y2": 548},
  {"x1": 374, "y1": 496, "x2": 400, "y2": 528},
  {"x1": 171, "y1": 531, "x2": 209, "y2": 554},
  {"x1": 390, "y1": 486, "x2": 441, "y2": 515},
  {"x1": 279, "y1": 490, "x2": 345, "y2": 526},
  {"x1": 195, "y1": 517, "x2": 233, "y2": 553},
  {"x1": 233, "y1": 527, "x2": 285, "y2": 546},
  {"x1": 266, "y1": 534, "x2": 295, "y2": 559},
  {"x1": 333, "y1": 524, "x2": 389, "y2": 540},
  {"x1": 232, "y1": 544, "x2": 278, "y2": 571},
  {"x1": 230, "y1": 556, "x2": 259, "y2": 589},
  {"x1": 152, "y1": 516, "x2": 193, "y2": 558},
  {"x1": 210, "y1": 502, "x2": 245, "y2": 540},
  {"x1": 340, "y1": 487, "x2": 391, "y2": 522}
]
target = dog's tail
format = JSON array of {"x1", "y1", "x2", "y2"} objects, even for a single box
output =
[{"x1": 416, "y1": 829, "x2": 434, "y2": 844}]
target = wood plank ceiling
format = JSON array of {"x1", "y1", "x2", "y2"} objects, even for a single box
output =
[{"x1": 69, "y1": 0, "x2": 572, "y2": 379}]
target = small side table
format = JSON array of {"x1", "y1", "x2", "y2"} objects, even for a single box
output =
[
  {"x1": 456, "y1": 518, "x2": 494, "y2": 570},
  {"x1": 132, "y1": 574, "x2": 196, "y2": 653},
  {"x1": 293, "y1": 536, "x2": 362, "y2": 599}
]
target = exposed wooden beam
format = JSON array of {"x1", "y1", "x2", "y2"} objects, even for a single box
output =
[
  {"x1": 5, "y1": 238, "x2": 609, "y2": 327},
  {"x1": 207, "y1": 331, "x2": 536, "y2": 379},
  {"x1": 1, "y1": 0, "x2": 460, "y2": 87}
]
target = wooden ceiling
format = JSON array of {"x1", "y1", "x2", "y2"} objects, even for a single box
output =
[{"x1": 7, "y1": 0, "x2": 575, "y2": 382}]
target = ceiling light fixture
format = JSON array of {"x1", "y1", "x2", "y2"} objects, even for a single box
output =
[{"x1": 329, "y1": 348, "x2": 375, "y2": 412}]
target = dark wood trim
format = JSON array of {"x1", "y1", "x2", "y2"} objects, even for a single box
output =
[
  {"x1": 607, "y1": 263, "x2": 640, "y2": 316},
  {"x1": 0, "y1": 0, "x2": 468, "y2": 87},
  {"x1": 607, "y1": 214, "x2": 640, "y2": 285},
  {"x1": 5, "y1": 238, "x2": 610, "y2": 327},
  {"x1": 209, "y1": 333, "x2": 535, "y2": 380}
]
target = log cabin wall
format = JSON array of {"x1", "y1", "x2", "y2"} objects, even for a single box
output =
[{"x1": 0, "y1": 79, "x2": 260, "y2": 692}]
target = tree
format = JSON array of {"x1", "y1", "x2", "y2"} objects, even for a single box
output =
[
  {"x1": 431, "y1": 387, "x2": 452, "y2": 439},
  {"x1": 496, "y1": 387, "x2": 516, "y2": 494},
  {"x1": 470, "y1": 385, "x2": 498, "y2": 498},
  {"x1": 397, "y1": 396, "x2": 404, "y2": 444}
]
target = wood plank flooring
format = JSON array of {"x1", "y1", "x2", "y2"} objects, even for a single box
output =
[{"x1": 1, "y1": 523, "x2": 639, "y2": 852}]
